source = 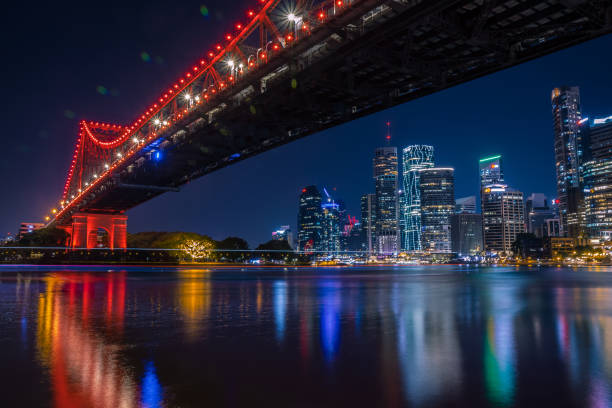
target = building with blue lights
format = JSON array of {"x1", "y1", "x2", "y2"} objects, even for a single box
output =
[
  {"x1": 321, "y1": 196, "x2": 341, "y2": 255},
  {"x1": 401, "y1": 145, "x2": 434, "y2": 252},
  {"x1": 297, "y1": 186, "x2": 323, "y2": 252}
]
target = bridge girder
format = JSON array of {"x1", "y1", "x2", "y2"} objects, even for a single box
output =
[{"x1": 50, "y1": 0, "x2": 612, "y2": 226}]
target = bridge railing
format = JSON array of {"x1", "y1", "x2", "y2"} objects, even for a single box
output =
[{"x1": 0, "y1": 247, "x2": 376, "y2": 265}]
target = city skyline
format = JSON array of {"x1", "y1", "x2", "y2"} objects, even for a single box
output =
[{"x1": 2, "y1": 0, "x2": 612, "y2": 247}]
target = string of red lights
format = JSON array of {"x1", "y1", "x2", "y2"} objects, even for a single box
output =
[{"x1": 54, "y1": 0, "x2": 353, "y2": 221}]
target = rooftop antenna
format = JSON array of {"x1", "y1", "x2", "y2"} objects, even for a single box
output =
[{"x1": 385, "y1": 121, "x2": 391, "y2": 144}]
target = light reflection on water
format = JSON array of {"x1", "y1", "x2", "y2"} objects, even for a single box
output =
[{"x1": 2, "y1": 266, "x2": 612, "y2": 407}]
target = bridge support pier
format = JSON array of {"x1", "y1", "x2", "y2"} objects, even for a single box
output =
[{"x1": 70, "y1": 213, "x2": 127, "y2": 250}]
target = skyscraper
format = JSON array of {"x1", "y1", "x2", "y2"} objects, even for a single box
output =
[
  {"x1": 482, "y1": 185, "x2": 525, "y2": 254},
  {"x1": 373, "y1": 147, "x2": 399, "y2": 255},
  {"x1": 401, "y1": 145, "x2": 434, "y2": 251},
  {"x1": 582, "y1": 115, "x2": 612, "y2": 239},
  {"x1": 479, "y1": 155, "x2": 504, "y2": 192},
  {"x1": 451, "y1": 213, "x2": 483, "y2": 256},
  {"x1": 552, "y1": 86, "x2": 587, "y2": 237},
  {"x1": 419, "y1": 168, "x2": 455, "y2": 253},
  {"x1": 360, "y1": 194, "x2": 376, "y2": 255},
  {"x1": 321, "y1": 200, "x2": 341, "y2": 255},
  {"x1": 297, "y1": 186, "x2": 322, "y2": 252}
]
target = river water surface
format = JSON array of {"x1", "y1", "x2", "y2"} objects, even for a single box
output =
[{"x1": 1, "y1": 265, "x2": 612, "y2": 407}]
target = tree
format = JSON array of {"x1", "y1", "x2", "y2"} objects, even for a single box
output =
[
  {"x1": 255, "y1": 239, "x2": 293, "y2": 261},
  {"x1": 17, "y1": 228, "x2": 69, "y2": 247},
  {"x1": 256, "y1": 239, "x2": 292, "y2": 251},
  {"x1": 217, "y1": 237, "x2": 249, "y2": 250},
  {"x1": 128, "y1": 231, "x2": 216, "y2": 249},
  {"x1": 179, "y1": 239, "x2": 214, "y2": 261},
  {"x1": 217, "y1": 236, "x2": 249, "y2": 262}
]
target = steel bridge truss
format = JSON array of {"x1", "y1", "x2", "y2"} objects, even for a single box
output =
[{"x1": 52, "y1": 0, "x2": 612, "y2": 227}]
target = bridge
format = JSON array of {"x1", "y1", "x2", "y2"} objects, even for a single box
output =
[{"x1": 48, "y1": 0, "x2": 612, "y2": 249}]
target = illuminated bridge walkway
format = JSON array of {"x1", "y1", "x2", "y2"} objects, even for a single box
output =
[{"x1": 48, "y1": 0, "x2": 612, "y2": 248}]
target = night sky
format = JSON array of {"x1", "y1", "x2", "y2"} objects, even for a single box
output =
[{"x1": 3, "y1": 1, "x2": 612, "y2": 247}]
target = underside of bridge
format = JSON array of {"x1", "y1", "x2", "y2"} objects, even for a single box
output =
[{"x1": 51, "y1": 0, "x2": 612, "y2": 231}]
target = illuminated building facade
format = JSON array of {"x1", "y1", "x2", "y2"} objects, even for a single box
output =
[
  {"x1": 360, "y1": 194, "x2": 376, "y2": 254},
  {"x1": 579, "y1": 115, "x2": 612, "y2": 239},
  {"x1": 297, "y1": 185, "x2": 322, "y2": 252},
  {"x1": 373, "y1": 147, "x2": 399, "y2": 255},
  {"x1": 401, "y1": 145, "x2": 434, "y2": 251},
  {"x1": 479, "y1": 155, "x2": 504, "y2": 188},
  {"x1": 552, "y1": 86, "x2": 589, "y2": 237},
  {"x1": 321, "y1": 198, "x2": 341, "y2": 255},
  {"x1": 583, "y1": 159, "x2": 612, "y2": 238},
  {"x1": 419, "y1": 168, "x2": 455, "y2": 253},
  {"x1": 482, "y1": 185, "x2": 525, "y2": 254},
  {"x1": 451, "y1": 213, "x2": 483, "y2": 256}
]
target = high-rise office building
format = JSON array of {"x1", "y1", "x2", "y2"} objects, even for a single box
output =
[
  {"x1": 479, "y1": 155, "x2": 504, "y2": 188},
  {"x1": 583, "y1": 160, "x2": 612, "y2": 238},
  {"x1": 482, "y1": 185, "x2": 525, "y2": 254},
  {"x1": 579, "y1": 115, "x2": 612, "y2": 239},
  {"x1": 360, "y1": 194, "x2": 377, "y2": 254},
  {"x1": 297, "y1": 186, "x2": 322, "y2": 252},
  {"x1": 451, "y1": 213, "x2": 483, "y2": 256},
  {"x1": 419, "y1": 168, "x2": 455, "y2": 253},
  {"x1": 525, "y1": 193, "x2": 554, "y2": 238},
  {"x1": 321, "y1": 199, "x2": 341, "y2": 255},
  {"x1": 373, "y1": 147, "x2": 399, "y2": 255},
  {"x1": 455, "y1": 196, "x2": 477, "y2": 214},
  {"x1": 401, "y1": 145, "x2": 434, "y2": 251},
  {"x1": 479, "y1": 155, "x2": 504, "y2": 227},
  {"x1": 552, "y1": 86, "x2": 589, "y2": 237}
]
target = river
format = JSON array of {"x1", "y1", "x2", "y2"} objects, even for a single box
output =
[{"x1": 1, "y1": 265, "x2": 611, "y2": 407}]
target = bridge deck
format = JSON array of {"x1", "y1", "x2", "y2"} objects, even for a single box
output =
[{"x1": 52, "y1": 0, "x2": 612, "y2": 226}]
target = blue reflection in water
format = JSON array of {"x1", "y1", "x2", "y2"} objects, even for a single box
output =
[
  {"x1": 320, "y1": 281, "x2": 341, "y2": 363},
  {"x1": 274, "y1": 281, "x2": 287, "y2": 342},
  {"x1": 141, "y1": 361, "x2": 163, "y2": 408},
  {"x1": 21, "y1": 317, "x2": 27, "y2": 347}
]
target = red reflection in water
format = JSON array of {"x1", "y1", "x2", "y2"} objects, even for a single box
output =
[{"x1": 36, "y1": 273, "x2": 141, "y2": 408}]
